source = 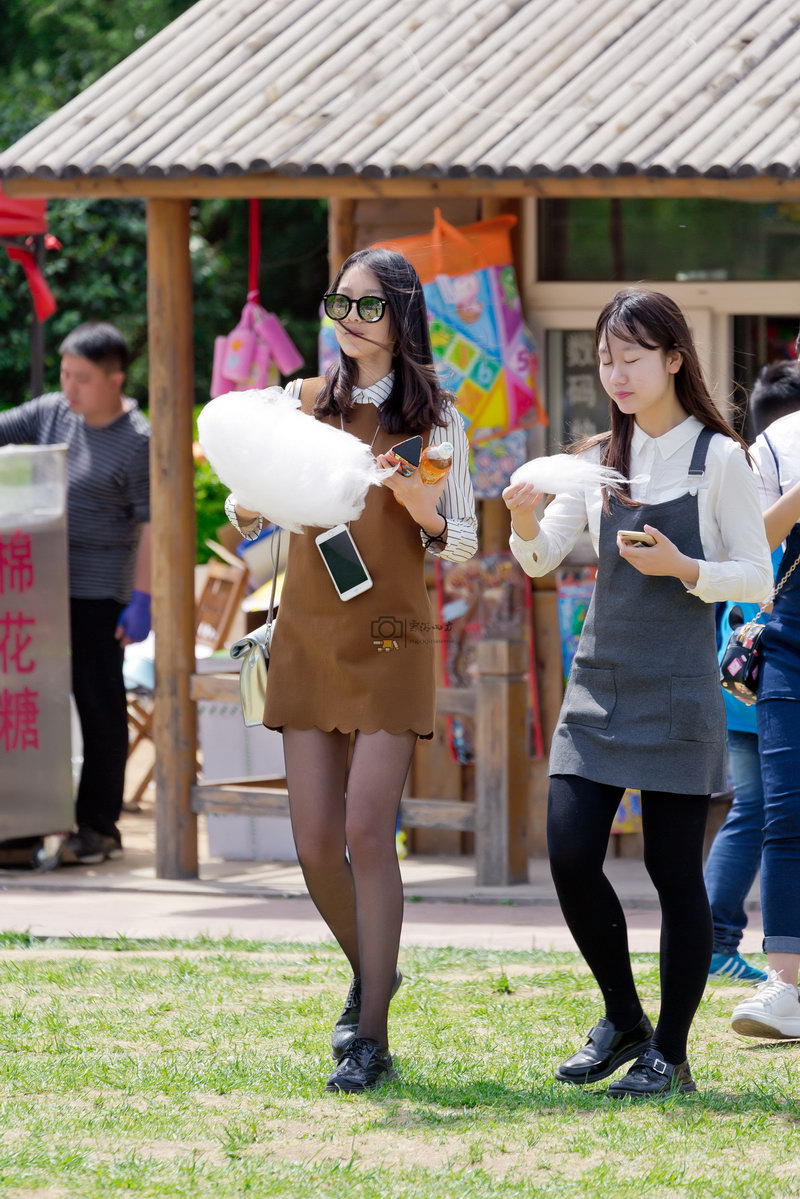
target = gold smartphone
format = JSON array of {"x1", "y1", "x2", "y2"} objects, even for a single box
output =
[{"x1": 618, "y1": 529, "x2": 656, "y2": 547}]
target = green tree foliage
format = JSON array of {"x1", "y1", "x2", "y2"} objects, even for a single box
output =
[
  {"x1": 1, "y1": 1, "x2": 330, "y2": 559},
  {"x1": 1, "y1": 0, "x2": 328, "y2": 407}
]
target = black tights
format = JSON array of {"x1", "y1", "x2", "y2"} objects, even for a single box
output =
[
  {"x1": 547, "y1": 774, "x2": 713, "y2": 1065},
  {"x1": 282, "y1": 727, "x2": 417, "y2": 1049}
]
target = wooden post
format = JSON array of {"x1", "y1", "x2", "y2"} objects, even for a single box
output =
[
  {"x1": 479, "y1": 498, "x2": 510, "y2": 553},
  {"x1": 328, "y1": 198, "x2": 356, "y2": 275},
  {"x1": 147, "y1": 198, "x2": 198, "y2": 878},
  {"x1": 475, "y1": 640, "x2": 529, "y2": 885}
]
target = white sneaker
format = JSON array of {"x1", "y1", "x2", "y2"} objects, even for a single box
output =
[{"x1": 730, "y1": 970, "x2": 800, "y2": 1040}]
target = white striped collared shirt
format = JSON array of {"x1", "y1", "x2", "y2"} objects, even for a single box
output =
[{"x1": 227, "y1": 373, "x2": 478, "y2": 564}]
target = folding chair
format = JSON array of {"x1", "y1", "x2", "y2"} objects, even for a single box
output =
[{"x1": 124, "y1": 557, "x2": 248, "y2": 806}]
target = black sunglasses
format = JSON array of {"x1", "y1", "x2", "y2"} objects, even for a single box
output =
[{"x1": 323, "y1": 293, "x2": 387, "y2": 323}]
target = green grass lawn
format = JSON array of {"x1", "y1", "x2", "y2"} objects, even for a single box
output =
[{"x1": 0, "y1": 933, "x2": 797, "y2": 1198}]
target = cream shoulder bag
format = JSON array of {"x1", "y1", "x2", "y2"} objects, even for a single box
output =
[{"x1": 229, "y1": 530, "x2": 281, "y2": 726}]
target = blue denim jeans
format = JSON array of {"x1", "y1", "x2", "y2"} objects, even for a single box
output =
[
  {"x1": 758, "y1": 699, "x2": 800, "y2": 954},
  {"x1": 704, "y1": 730, "x2": 764, "y2": 955}
]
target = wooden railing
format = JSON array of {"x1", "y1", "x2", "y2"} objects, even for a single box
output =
[{"x1": 190, "y1": 639, "x2": 530, "y2": 885}]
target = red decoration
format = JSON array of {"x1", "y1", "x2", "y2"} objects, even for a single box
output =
[{"x1": 1, "y1": 184, "x2": 57, "y2": 321}]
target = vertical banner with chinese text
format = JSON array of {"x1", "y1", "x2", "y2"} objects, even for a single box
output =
[{"x1": 0, "y1": 445, "x2": 72, "y2": 839}]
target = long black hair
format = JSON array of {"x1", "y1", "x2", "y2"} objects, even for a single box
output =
[
  {"x1": 574, "y1": 289, "x2": 750, "y2": 507},
  {"x1": 314, "y1": 248, "x2": 448, "y2": 435}
]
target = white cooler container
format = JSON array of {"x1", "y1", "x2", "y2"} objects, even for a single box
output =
[{"x1": 197, "y1": 700, "x2": 296, "y2": 861}]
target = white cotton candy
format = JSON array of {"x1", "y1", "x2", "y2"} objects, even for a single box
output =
[
  {"x1": 510, "y1": 454, "x2": 635, "y2": 495},
  {"x1": 197, "y1": 387, "x2": 391, "y2": 534}
]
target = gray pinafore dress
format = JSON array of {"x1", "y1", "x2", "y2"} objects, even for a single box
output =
[{"x1": 550, "y1": 427, "x2": 726, "y2": 796}]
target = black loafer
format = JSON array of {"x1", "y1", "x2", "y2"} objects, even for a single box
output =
[
  {"x1": 326, "y1": 1037, "x2": 395, "y2": 1093},
  {"x1": 331, "y1": 970, "x2": 403, "y2": 1061},
  {"x1": 555, "y1": 1014, "x2": 653, "y2": 1085},
  {"x1": 607, "y1": 1047, "x2": 696, "y2": 1098}
]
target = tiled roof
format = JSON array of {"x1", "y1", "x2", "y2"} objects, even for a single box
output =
[{"x1": 2, "y1": 0, "x2": 799, "y2": 181}]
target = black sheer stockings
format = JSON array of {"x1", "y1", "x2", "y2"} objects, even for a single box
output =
[{"x1": 282, "y1": 727, "x2": 416, "y2": 1048}]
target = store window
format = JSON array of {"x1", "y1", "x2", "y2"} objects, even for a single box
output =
[
  {"x1": 539, "y1": 199, "x2": 800, "y2": 282},
  {"x1": 733, "y1": 315, "x2": 800, "y2": 437}
]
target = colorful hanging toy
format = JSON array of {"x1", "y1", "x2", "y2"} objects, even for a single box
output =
[{"x1": 210, "y1": 199, "x2": 304, "y2": 397}]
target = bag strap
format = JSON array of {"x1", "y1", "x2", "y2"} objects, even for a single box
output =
[
  {"x1": 762, "y1": 430, "x2": 782, "y2": 495},
  {"x1": 730, "y1": 432, "x2": 800, "y2": 626},
  {"x1": 772, "y1": 548, "x2": 800, "y2": 603},
  {"x1": 267, "y1": 529, "x2": 281, "y2": 626},
  {"x1": 746, "y1": 547, "x2": 800, "y2": 631}
]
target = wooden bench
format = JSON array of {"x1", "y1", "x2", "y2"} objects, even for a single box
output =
[{"x1": 190, "y1": 639, "x2": 530, "y2": 885}]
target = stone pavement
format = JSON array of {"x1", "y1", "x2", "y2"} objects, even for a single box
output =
[{"x1": 0, "y1": 803, "x2": 764, "y2": 954}]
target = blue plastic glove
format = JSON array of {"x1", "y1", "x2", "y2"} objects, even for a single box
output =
[{"x1": 116, "y1": 589, "x2": 152, "y2": 645}]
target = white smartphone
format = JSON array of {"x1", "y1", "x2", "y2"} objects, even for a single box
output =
[
  {"x1": 315, "y1": 525, "x2": 374, "y2": 600},
  {"x1": 618, "y1": 529, "x2": 656, "y2": 547}
]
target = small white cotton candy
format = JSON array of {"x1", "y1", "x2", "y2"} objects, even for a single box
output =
[
  {"x1": 197, "y1": 387, "x2": 391, "y2": 534},
  {"x1": 510, "y1": 454, "x2": 635, "y2": 495}
]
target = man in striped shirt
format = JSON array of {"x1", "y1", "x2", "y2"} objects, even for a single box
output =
[{"x1": 0, "y1": 323, "x2": 151, "y2": 865}]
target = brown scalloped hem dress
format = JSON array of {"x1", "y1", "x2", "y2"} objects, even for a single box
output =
[{"x1": 263, "y1": 379, "x2": 436, "y2": 739}]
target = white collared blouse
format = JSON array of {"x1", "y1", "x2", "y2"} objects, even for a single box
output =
[
  {"x1": 226, "y1": 372, "x2": 478, "y2": 564},
  {"x1": 750, "y1": 411, "x2": 800, "y2": 511},
  {"x1": 509, "y1": 414, "x2": 772, "y2": 605}
]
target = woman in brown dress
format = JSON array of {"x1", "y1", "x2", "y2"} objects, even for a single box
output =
[{"x1": 227, "y1": 249, "x2": 477, "y2": 1092}]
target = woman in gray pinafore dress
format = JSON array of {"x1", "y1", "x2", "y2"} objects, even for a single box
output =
[{"x1": 505, "y1": 290, "x2": 772, "y2": 1097}]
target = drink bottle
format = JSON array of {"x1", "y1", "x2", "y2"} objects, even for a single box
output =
[{"x1": 418, "y1": 442, "x2": 454, "y2": 484}]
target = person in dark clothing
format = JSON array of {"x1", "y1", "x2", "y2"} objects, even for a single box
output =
[
  {"x1": 0, "y1": 322, "x2": 151, "y2": 864},
  {"x1": 706, "y1": 361, "x2": 800, "y2": 984}
]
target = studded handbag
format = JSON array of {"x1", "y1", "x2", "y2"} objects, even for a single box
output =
[{"x1": 720, "y1": 549, "x2": 800, "y2": 705}]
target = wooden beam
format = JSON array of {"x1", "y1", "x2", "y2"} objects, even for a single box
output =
[
  {"x1": 7, "y1": 174, "x2": 800, "y2": 201},
  {"x1": 190, "y1": 673, "x2": 240, "y2": 702},
  {"x1": 148, "y1": 197, "x2": 198, "y2": 879},
  {"x1": 475, "y1": 640, "x2": 530, "y2": 885},
  {"x1": 436, "y1": 687, "x2": 476, "y2": 719},
  {"x1": 479, "y1": 498, "x2": 511, "y2": 554},
  {"x1": 400, "y1": 798, "x2": 476, "y2": 832},
  {"x1": 192, "y1": 784, "x2": 290, "y2": 816},
  {"x1": 328, "y1": 197, "x2": 356, "y2": 275},
  {"x1": 190, "y1": 672, "x2": 476, "y2": 715},
  {"x1": 191, "y1": 783, "x2": 476, "y2": 831}
]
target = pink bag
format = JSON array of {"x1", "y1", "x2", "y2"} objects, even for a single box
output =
[
  {"x1": 254, "y1": 310, "x2": 303, "y2": 375},
  {"x1": 211, "y1": 337, "x2": 236, "y2": 397},
  {"x1": 210, "y1": 301, "x2": 303, "y2": 398},
  {"x1": 240, "y1": 341, "x2": 272, "y2": 389},
  {"x1": 222, "y1": 323, "x2": 257, "y2": 381}
]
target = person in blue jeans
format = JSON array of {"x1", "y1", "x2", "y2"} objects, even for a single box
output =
[
  {"x1": 705, "y1": 362, "x2": 800, "y2": 985},
  {"x1": 707, "y1": 570, "x2": 779, "y2": 983}
]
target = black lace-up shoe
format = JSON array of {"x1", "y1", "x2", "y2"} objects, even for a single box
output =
[
  {"x1": 330, "y1": 970, "x2": 403, "y2": 1061},
  {"x1": 555, "y1": 1014, "x2": 653, "y2": 1085},
  {"x1": 326, "y1": 1037, "x2": 395, "y2": 1093},
  {"x1": 60, "y1": 827, "x2": 123, "y2": 866},
  {"x1": 607, "y1": 1047, "x2": 696, "y2": 1098}
]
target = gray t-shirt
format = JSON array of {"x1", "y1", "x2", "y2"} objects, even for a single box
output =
[{"x1": 0, "y1": 393, "x2": 150, "y2": 602}]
